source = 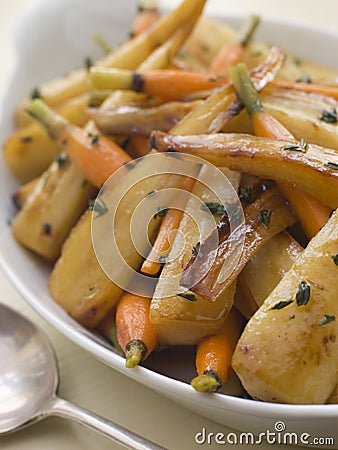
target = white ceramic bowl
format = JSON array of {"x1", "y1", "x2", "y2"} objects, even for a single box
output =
[{"x1": 0, "y1": 0, "x2": 337, "y2": 446}]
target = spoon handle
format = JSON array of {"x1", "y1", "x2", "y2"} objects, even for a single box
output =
[{"x1": 46, "y1": 395, "x2": 166, "y2": 450}]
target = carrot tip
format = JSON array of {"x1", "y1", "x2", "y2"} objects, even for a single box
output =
[
  {"x1": 191, "y1": 373, "x2": 221, "y2": 393},
  {"x1": 125, "y1": 339, "x2": 147, "y2": 368}
]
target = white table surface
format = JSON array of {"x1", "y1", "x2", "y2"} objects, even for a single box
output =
[{"x1": 0, "y1": 1, "x2": 337, "y2": 449}]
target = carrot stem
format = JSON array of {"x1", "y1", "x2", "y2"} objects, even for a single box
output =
[
  {"x1": 25, "y1": 99, "x2": 132, "y2": 188},
  {"x1": 116, "y1": 293, "x2": 157, "y2": 368},
  {"x1": 209, "y1": 15, "x2": 260, "y2": 75},
  {"x1": 229, "y1": 63, "x2": 332, "y2": 237},
  {"x1": 191, "y1": 308, "x2": 244, "y2": 392}
]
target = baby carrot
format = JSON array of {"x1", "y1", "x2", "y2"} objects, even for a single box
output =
[
  {"x1": 270, "y1": 79, "x2": 338, "y2": 100},
  {"x1": 116, "y1": 293, "x2": 158, "y2": 368},
  {"x1": 209, "y1": 15, "x2": 260, "y2": 75},
  {"x1": 191, "y1": 308, "x2": 244, "y2": 392},
  {"x1": 128, "y1": 134, "x2": 152, "y2": 157},
  {"x1": 90, "y1": 67, "x2": 226, "y2": 101},
  {"x1": 141, "y1": 176, "x2": 196, "y2": 275},
  {"x1": 25, "y1": 99, "x2": 132, "y2": 188},
  {"x1": 229, "y1": 63, "x2": 332, "y2": 237},
  {"x1": 130, "y1": 6, "x2": 160, "y2": 39}
]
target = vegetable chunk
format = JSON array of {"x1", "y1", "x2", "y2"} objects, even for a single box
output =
[{"x1": 232, "y1": 209, "x2": 338, "y2": 404}]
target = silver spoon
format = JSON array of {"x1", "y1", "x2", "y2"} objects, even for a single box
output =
[{"x1": 0, "y1": 303, "x2": 165, "y2": 450}]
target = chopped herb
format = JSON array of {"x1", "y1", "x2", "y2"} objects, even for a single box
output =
[
  {"x1": 84, "y1": 57, "x2": 93, "y2": 70},
  {"x1": 258, "y1": 208, "x2": 272, "y2": 227},
  {"x1": 319, "y1": 107, "x2": 337, "y2": 124},
  {"x1": 88, "y1": 132, "x2": 99, "y2": 145},
  {"x1": 30, "y1": 87, "x2": 41, "y2": 100},
  {"x1": 296, "y1": 281, "x2": 311, "y2": 306},
  {"x1": 318, "y1": 314, "x2": 336, "y2": 326},
  {"x1": 123, "y1": 161, "x2": 136, "y2": 170},
  {"x1": 192, "y1": 242, "x2": 203, "y2": 259},
  {"x1": 148, "y1": 134, "x2": 156, "y2": 152},
  {"x1": 154, "y1": 206, "x2": 168, "y2": 219},
  {"x1": 293, "y1": 57, "x2": 301, "y2": 66},
  {"x1": 270, "y1": 300, "x2": 294, "y2": 310},
  {"x1": 88, "y1": 198, "x2": 108, "y2": 218},
  {"x1": 331, "y1": 254, "x2": 338, "y2": 266},
  {"x1": 208, "y1": 76, "x2": 217, "y2": 82},
  {"x1": 325, "y1": 162, "x2": 338, "y2": 170},
  {"x1": 158, "y1": 256, "x2": 167, "y2": 264},
  {"x1": 43, "y1": 223, "x2": 52, "y2": 235},
  {"x1": 55, "y1": 153, "x2": 69, "y2": 168},
  {"x1": 177, "y1": 292, "x2": 197, "y2": 301},
  {"x1": 239, "y1": 186, "x2": 253, "y2": 204},
  {"x1": 20, "y1": 136, "x2": 33, "y2": 143},
  {"x1": 282, "y1": 138, "x2": 308, "y2": 153},
  {"x1": 295, "y1": 75, "x2": 312, "y2": 83},
  {"x1": 146, "y1": 190, "x2": 156, "y2": 198},
  {"x1": 81, "y1": 179, "x2": 88, "y2": 188},
  {"x1": 201, "y1": 202, "x2": 225, "y2": 215},
  {"x1": 6, "y1": 218, "x2": 12, "y2": 227},
  {"x1": 251, "y1": 50, "x2": 263, "y2": 57}
]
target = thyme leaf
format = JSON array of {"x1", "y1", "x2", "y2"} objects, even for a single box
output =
[
  {"x1": 30, "y1": 87, "x2": 41, "y2": 100},
  {"x1": 239, "y1": 186, "x2": 253, "y2": 204},
  {"x1": 296, "y1": 281, "x2": 311, "y2": 306},
  {"x1": 158, "y1": 256, "x2": 167, "y2": 264},
  {"x1": 331, "y1": 254, "x2": 338, "y2": 266},
  {"x1": 88, "y1": 198, "x2": 108, "y2": 218},
  {"x1": 319, "y1": 107, "x2": 337, "y2": 124},
  {"x1": 258, "y1": 208, "x2": 272, "y2": 227},
  {"x1": 201, "y1": 202, "x2": 225, "y2": 215},
  {"x1": 282, "y1": 138, "x2": 308, "y2": 153},
  {"x1": 192, "y1": 242, "x2": 203, "y2": 259},
  {"x1": 325, "y1": 162, "x2": 338, "y2": 170},
  {"x1": 154, "y1": 207, "x2": 168, "y2": 219},
  {"x1": 270, "y1": 300, "x2": 294, "y2": 310},
  {"x1": 177, "y1": 292, "x2": 197, "y2": 301},
  {"x1": 318, "y1": 314, "x2": 336, "y2": 326}
]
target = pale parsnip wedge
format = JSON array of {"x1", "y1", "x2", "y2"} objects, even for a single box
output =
[
  {"x1": 232, "y1": 209, "x2": 338, "y2": 404},
  {"x1": 150, "y1": 165, "x2": 240, "y2": 345},
  {"x1": 152, "y1": 131, "x2": 338, "y2": 209}
]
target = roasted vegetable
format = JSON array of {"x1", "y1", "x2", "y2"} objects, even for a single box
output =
[
  {"x1": 232, "y1": 209, "x2": 338, "y2": 404},
  {"x1": 152, "y1": 131, "x2": 338, "y2": 209}
]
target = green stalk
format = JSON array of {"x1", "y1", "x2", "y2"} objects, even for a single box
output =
[
  {"x1": 228, "y1": 63, "x2": 263, "y2": 117},
  {"x1": 190, "y1": 372, "x2": 221, "y2": 393},
  {"x1": 238, "y1": 15, "x2": 260, "y2": 47},
  {"x1": 125, "y1": 339, "x2": 147, "y2": 368},
  {"x1": 25, "y1": 99, "x2": 67, "y2": 140}
]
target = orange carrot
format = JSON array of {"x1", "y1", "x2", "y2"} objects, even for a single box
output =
[
  {"x1": 25, "y1": 99, "x2": 132, "y2": 188},
  {"x1": 141, "y1": 176, "x2": 196, "y2": 275},
  {"x1": 270, "y1": 79, "x2": 338, "y2": 100},
  {"x1": 116, "y1": 293, "x2": 158, "y2": 368},
  {"x1": 229, "y1": 63, "x2": 332, "y2": 238},
  {"x1": 191, "y1": 308, "x2": 244, "y2": 392},
  {"x1": 128, "y1": 134, "x2": 151, "y2": 157},
  {"x1": 209, "y1": 15, "x2": 260, "y2": 75},
  {"x1": 130, "y1": 7, "x2": 160, "y2": 38}
]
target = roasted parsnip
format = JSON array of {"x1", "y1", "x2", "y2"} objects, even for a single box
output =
[
  {"x1": 232, "y1": 209, "x2": 338, "y2": 404},
  {"x1": 152, "y1": 131, "x2": 338, "y2": 209}
]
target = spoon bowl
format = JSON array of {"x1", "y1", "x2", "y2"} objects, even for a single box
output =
[{"x1": 0, "y1": 303, "x2": 164, "y2": 450}]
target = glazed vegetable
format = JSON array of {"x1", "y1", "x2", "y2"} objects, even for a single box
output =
[
  {"x1": 152, "y1": 131, "x2": 338, "y2": 210},
  {"x1": 25, "y1": 99, "x2": 132, "y2": 189},
  {"x1": 191, "y1": 308, "x2": 244, "y2": 392},
  {"x1": 229, "y1": 63, "x2": 332, "y2": 237},
  {"x1": 271, "y1": 79, "x2": 338, "y2": 100},
  {"x1": 88, "y1": 100, "x2": 201, "y2": 136},
  {"x1": 129, "y1": 6, "x2": 160, "y2": 38},
  {"x1": 149, "y1": 165, "x2": 239, "y2": 345},
  {"x1": 116, "y1": 293, "x2": 158, "y2": 368},
  {"x1": 16, "y1": 0, "x2": 207, "y2": 112},
  {"x1": 141, "y1": 175, "x2": 196, "y2": 276},
  {"x1": 236, "y1": 231, "x2": 303, "y2": 317},
  {"x1": 3, "y1": 94, "x2": 89, "y2": 182},
  {"x1": 232, "y1": 209, "x2": 338, "y2": 404},
  {"x1": 49, "y1": 151, "x2": 186, "y2": 327},
  {"x1": 180, "y1": 185, "x2": 296, "y2": 301},
  {"x1": 209, "y1": 15, "x2": 260, "y2": 74},
  {"x1": 11, "y1": 157, "x2": 96, "y2": 260}
]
